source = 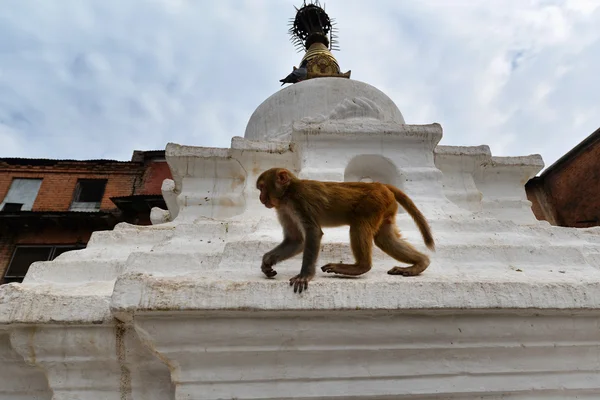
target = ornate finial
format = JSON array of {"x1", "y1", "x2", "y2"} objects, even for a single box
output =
[{"x1": 279, "y1": 1, "x2": 351, "y2": 86}]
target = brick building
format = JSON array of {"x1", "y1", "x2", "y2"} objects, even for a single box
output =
[
  {"x1": 526, "y1": 127, "x2": 600, "y2": 228},
  {"x1": 0, "y1": 150, "x2": 172, "y2": 284}
]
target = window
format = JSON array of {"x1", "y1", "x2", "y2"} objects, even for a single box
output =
[
  {"x1": 69, "y1": 179, "x2": 107, "y2": 211},
  {"x1": 3, "y1": 245, "x2": 85, "y2": 284},
  {"x1": 0, "y1": 178, "x2": 43, "y2": 211}
]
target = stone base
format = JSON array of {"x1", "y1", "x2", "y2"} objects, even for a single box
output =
[{"x1": 134, "y1": 310, "x2": 600, "y2": 400}]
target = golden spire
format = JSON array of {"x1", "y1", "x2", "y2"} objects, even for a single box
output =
[{"x1": 279, "y1": 1, "x2": 351, "y2": 85}]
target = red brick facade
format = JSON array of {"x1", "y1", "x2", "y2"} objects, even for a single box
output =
[
  {"x1": 0, "y1": 162, "x2": 144, "y2": 212},
  {"x1": 0, "y1": 151, "x2": 172, "y2": 284},
  {"x1": 138, "y1": 159, "x2": 172, "y2": 195},
  {"x1": 526, "y1": 127, "x2": 600, "y2": 228}
]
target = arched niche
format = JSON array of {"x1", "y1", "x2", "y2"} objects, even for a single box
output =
[{"x1": 344, "y1": 154, "x2": 405, "y2": 192}]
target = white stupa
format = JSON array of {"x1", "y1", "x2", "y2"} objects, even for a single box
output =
[{"x1": 1, "y1": 4, "x2": 600, "y2": 399}]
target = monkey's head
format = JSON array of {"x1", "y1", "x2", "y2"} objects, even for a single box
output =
[{"x1": 256, "y1": 168, "x2": 295, "y2": 209}]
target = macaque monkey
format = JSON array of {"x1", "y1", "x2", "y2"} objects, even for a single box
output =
[{"x1": 256, "y1": 168, "x2": 435, "y2": 293}]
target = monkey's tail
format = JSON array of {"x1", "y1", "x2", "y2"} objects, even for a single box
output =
[{"x1": 385, "y1": 185, "x2": 435, "y2": 251}]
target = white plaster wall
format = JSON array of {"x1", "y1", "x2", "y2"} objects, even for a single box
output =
[
  {"x1": 5, "y1": 324, "x2": 174, "y2": 400},
  {"x1": 288, "y1": 120, "x2": 463, "y2": 219},
  {"x1": 133, "y1": 311, "x2": 600, "y2": 399},
  {"x1": 0, "y1": 331, "x2": 51, "y2": 400}
]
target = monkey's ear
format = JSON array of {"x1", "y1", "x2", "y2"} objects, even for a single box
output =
[{"x1": 276, "y1": 170, "x2": 290, "y2": 185}]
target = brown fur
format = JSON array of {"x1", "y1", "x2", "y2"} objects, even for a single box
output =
[{"x1": 256, "y1": 168, "x2": 435, "y2": 293}]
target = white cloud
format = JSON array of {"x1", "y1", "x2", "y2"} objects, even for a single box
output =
[
  {"x1": 0, "y1": 124, "x2": 23, "y2": 154},
  {"x1": 0, "y1": 0, "x2": 598, "y2": 172}
]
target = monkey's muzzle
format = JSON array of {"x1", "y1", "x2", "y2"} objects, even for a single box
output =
[{"x1": 260, "y1": 195, "x2": 274, "y2": 209}]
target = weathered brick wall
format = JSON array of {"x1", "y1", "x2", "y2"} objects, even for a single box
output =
[
  {"x1": 526, "y1": 134, "x2": 599, "y2": 228},
  {"x1": 137, "y1": 160, "x2": 172, "y2": 195},
  {"x1": 545, "y1": 140, "x2": 600, "y2": 227},
  {"x1": 0, "y1": 161, "x2": 144, "y2": 212},
  {"x1": 0, "y1": 174, "x2": 13, "y2": 206}
]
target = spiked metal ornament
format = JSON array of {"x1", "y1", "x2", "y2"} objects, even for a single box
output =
[
  {"x1": 279, "y1": 0, "x2": 350, "y2": 85},
  {"x1": 287, "y1": 0, "x2": 338, "y2": 53}
]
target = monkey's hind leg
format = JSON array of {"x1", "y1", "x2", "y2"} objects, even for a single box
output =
[
  {"x1": 374, "y1": 221, "x2": 430, "y2": 276},
  {"x1": 321, "y1": 222, "x2": 373, "y2": 276}
]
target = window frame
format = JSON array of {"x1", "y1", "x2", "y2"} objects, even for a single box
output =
[{"x1": 69, "y1": 178, "x2": 108, "y2": 211}]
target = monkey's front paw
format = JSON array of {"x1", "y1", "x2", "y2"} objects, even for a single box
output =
[
  {"x1": 261, "y1": 254, "x2": 278, "y2": 278},
  {"x1": 261, "y1": 263, "x2": 278, "y2": 278},
  {"x1": 289, "y1": 274, "x2": 312, "y2": 294}
]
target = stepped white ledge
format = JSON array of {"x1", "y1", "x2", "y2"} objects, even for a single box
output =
[
  {"x1": 110, "y1": 262, "x2": 600, "y2": 316},
  {"x1": 474, "y1": 154, "x2": 545, "y2": 223},
  {"x1": 434, "y1": 145, "x2": 491, "y2": 212},
  {"x1": 0, "y1": 223, "x2": 175, "y2": 325}
]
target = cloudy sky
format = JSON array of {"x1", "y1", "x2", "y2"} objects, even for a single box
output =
[{"x1": 0, "y1": 0, "x2": 598, "y2": 171}]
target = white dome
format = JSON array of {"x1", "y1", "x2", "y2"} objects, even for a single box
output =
[{"x1": 244, "y1": 78, "x2": 405, "y2": 141}]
